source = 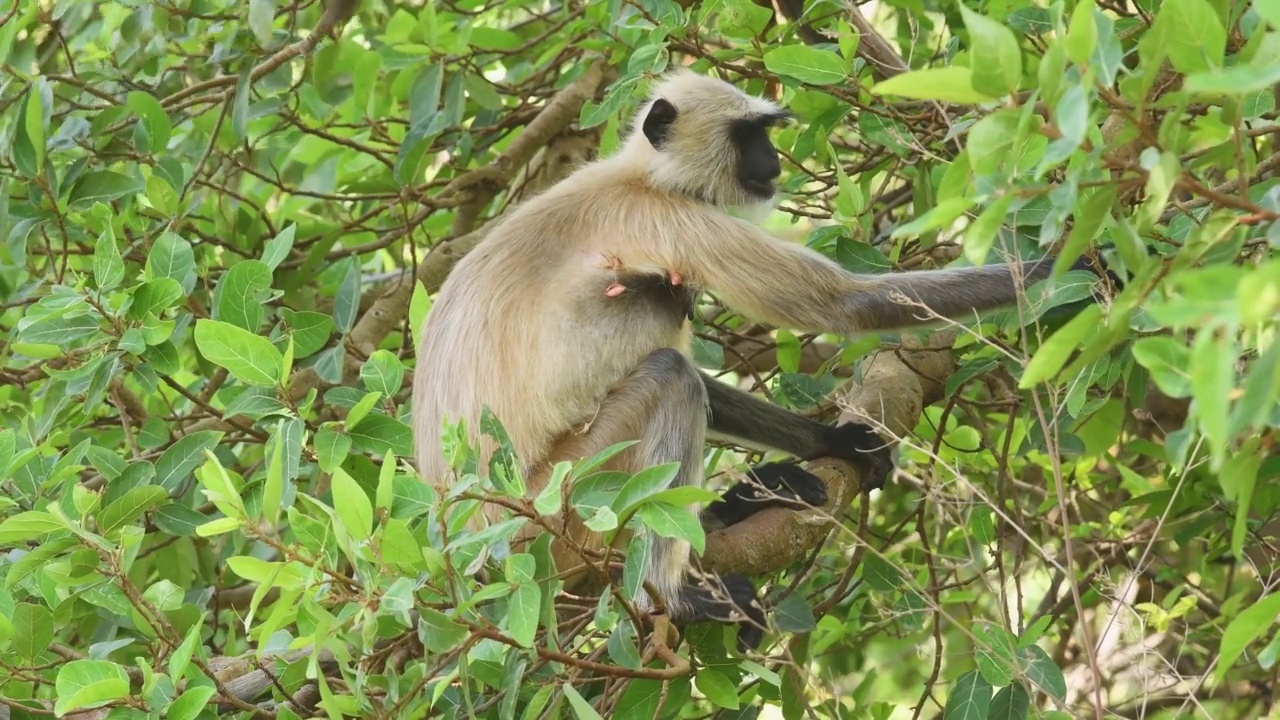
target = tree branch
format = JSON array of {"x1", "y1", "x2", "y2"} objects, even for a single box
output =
[{"x1": 702, "y1": 330, "x2": 958, "y2": 577}]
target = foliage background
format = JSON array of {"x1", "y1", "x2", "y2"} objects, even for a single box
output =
[{"x1": 1, "y1": 0, "x2": 1278, "y2": 718}]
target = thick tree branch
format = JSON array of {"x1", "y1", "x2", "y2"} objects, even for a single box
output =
[
  {"x1": 846, "y1": 2, "x2": 909, "y2": 80},
  {"x1": 702, "y1": 330, "x2": 958, "y2": 577}
]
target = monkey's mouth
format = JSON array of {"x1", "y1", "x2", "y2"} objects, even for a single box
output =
[{"x1": 742, "y1": 179, "x2": 775, "y2": 198}]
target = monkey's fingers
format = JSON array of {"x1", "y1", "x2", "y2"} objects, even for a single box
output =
[{"x1": 747, "y1": 462, "x2": 828, "y2": 507}]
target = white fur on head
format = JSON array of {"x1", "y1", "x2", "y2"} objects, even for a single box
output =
[{"x1": 621, "y1": 69, "x2": 786, "y2": 213}]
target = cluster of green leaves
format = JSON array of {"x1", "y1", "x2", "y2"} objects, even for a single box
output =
[{"x1": 1, "y1": 0, "x2": 1279, "y2": 718}]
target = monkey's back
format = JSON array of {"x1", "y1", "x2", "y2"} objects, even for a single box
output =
[{"x1": 411, "y1": 162, "x2": 699, "y2": 494}]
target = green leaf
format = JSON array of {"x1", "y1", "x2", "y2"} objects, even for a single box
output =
[
  {"x1": 146, "y1": 174, "x2": 178, "y2": 216},
  {"x1": 153, "y1": 504, "x2": 208, "y2": 536},
  {"x1": 1216, "y1": 591, "x2": 1280, "y2": 683},
  {"x1": 1132, "y1": 336, "x2": 1192, "y2": 397},
  {"x1": 155, "y1": 431, "x2": 224, "y2": 492},
  {"x1": 762, "y1": 45, "x2": 847, "y2": 85},
  {"x1": 167, "y1": 686, "x2": 217, "y2": 720},
  {"x1": 262, "y1": 421, "x2": 285, "y2": 526},
  {"x1": 1259, "y1": 1, "x2": 1280, "y2": 28},
  {"x1": 563, "y1": 683, "x2": 606, "y2": 720},
  {"x1": 1185, "y1": 56, "x2": 1280, "y2": 96},
  {"x1": 1220, "y1": 443, "x2": 1262, "y2": 561},
  {"x1": 1190, "y1": 330, "x2": 1234, "y2": 469},
  {"x1": 1064, "y1": 0, "x2": 1097, "y2": 66},
  {"x1": 719, "y1": 0, "x2": 774, "y2": 38},
  {"x1": 773, "y1": 591, "x2": 817, "y2": 632},
  {"x1": 331, "y1": 467, "x2": 374, "y2": 541},
  {"x1": 974, "y1": 623, "x2": 1019, "y2": 687},
  {"x1": 126, "y1": 90, "x2": 172, "y2": 152},
  {"x1": 96, "y1": 486, "x2": 168, "y2": 535},
  {"x1": 344, "y1": 391, "x2": 382, "y2": 431},
  {"x1": 126, "y1": 278, "x2": 183, "y2": 321},
  {"x1": 12, "y1": 89, "x2": 44, "y2": 177},
  {"x1": 145, "y1": 231, "x2": 194, "y2": 289},
  {"x1": 376, "y1": 451, "x2": 396, "y2": 512},
  {"x1": 943, "y1": 670, "x2": 992, "y2": 720},
  {"x1": 333, "y1": 257, "x2": 361, "y2": 333},
  {"x1": 507, "y1": 582, "x2": 541, "y2": 648},
  {"x1": 606, "y1": 620, "x2": 643, "y2": 669},
  {"x1": 315, "y1": 424, "x2": 352, "y2": 473},
  {"x1": 262, "y1": 223, "x2": 295, "y2": 270},
  {"x1": 11, "y1": 602, "x2": 54, "y2": 662},
  {"x1": 962, "y1": 194, "x2": 1015, "y2": 266},
  {"x1": 360, "y1": 349, "x2": 404, "y2": 397},
  {"x1": 280, "y1": 309, "x2": 333, "y2": 358},
  {"x1": 966, "y1": 109, "x2": 1021, "y2": 176},
  {"x1": 988, "y1": 683, "x2": 1031, "y2": 720},
  {"x1": 168, "y1": 616, "x2": 203, "y2": 681},
  {"x1": 68, "y1": 170, "x2": 143, "y2": 207},
  {"x1": 871, "y1": 67, "x2": 1000, "y2": 104},
  {"x1": 347, "y1": 413, "x2": 412, "y2": 456},
  {"x1": 958, "y1": 5, "x2": 1022, "y2": 96},
  {"x1": 193, "y1": 319, "x2": 284, "y2": 387},
  {"x1": 1018, "y1": 304, "x2": 1102, "y2": 388},
  {"x1": 93, "y1": 225, "x2": 125, "y2": 291},
  {"x1": 217, "y1": 260, "x2": 273, "y2": 332},
  {"x1": 534, "y1": 461, "x2": 571, "y2": 515},
  {"x1": 0, "y1": 429, "x2": 13, "y2": 480},
  {"x1": 581, "y1": 75, "x2": 642, "y2": 129},
  {"x1": 862, "y1": 553, "x2": 903, "y2": 592},
  {"x1": 1150, "y1": 0, "x2": 1226, "y2": 74},
  {"x1": 638, "y1": 502, "x2": 705, "y2": 555},
  {"x1": 0, "y1": 511, "x2": 64, "y2": 546},
  {"x1": 419, "y1": 608, "x2": 468, "y2": 653},
  {"x1": 969, "y1": 506, "x2": 995, "y2": 544},
  {"x1": 409, "y1": 280, "x2": 433, "y2": 352},
  {"x1": 695, "y1": 668, "x2": 740, "y2": 709},
  {"x1": 1019, "y1": 645, "x2": 1067, "y2": 701},
  {"x1": 53, "y1": 660, "x2": 130, "y2": 716},
  {"x1": 612, "y1": 462, "x2": 681, "y2": 516},
  {"x1": 248, "y1": 0, "x2": 278, "y2": 48},
  {"x1": 585, "y1": 505, "x2": 619, "y2": 532}
]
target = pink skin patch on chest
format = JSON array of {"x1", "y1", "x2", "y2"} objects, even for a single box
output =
[{"x1": 596, "y1": 253, "x2": 683, "y2": 298}]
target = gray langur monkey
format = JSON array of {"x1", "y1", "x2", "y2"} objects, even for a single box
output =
[{"x1": 412, "y1": 69, "x2": 1098, "y2": 650}]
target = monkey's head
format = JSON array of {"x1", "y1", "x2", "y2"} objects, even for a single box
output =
[{"x1": 628, "y1": 69, "x2": 792, "y2": 211}]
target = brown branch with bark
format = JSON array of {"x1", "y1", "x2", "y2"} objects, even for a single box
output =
[{"x1": 703, "y1": 330, "x2": 957, "y2": 577}]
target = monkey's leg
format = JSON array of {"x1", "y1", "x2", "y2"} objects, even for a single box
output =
[
  {"x1": 543, "y1": 348, "x2": 768, "y2": 650},
  {"x1": 698, "y1": 373, "x2": 893, "y2": 530}
]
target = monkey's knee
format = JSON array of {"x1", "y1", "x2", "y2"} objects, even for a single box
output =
[{"x1": 631, "y1": 348, "x2": 707, "y2": 405}]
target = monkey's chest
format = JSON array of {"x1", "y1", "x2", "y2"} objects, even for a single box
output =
[
  {"x1": 547, "y1": 270, "x2": 698, "y2": 424},
  {"x1": 597, "y1": 271, "x2": 698, "y2": 326}
]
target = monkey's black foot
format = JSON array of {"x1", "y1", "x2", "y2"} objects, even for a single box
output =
[
  {"x1": 823, "y1": 421, "x2": 894, "y2": 492},
  {"x1": 705, "y1": 462, "x2": 828, "y2": 528},
  {"x1": 675, "y1": 573, "x2": 767, "y2": 653}
]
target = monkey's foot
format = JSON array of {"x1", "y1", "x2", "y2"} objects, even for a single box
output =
[
  {"x1": 706, "y1": 462, "x2": 828, "y2": 528},
  {"x1": 824, "y1": 422, "x2": 894, "y2": 491},
  {"x1": 675, "y1": 573, "x2": 767, "y2": 653}
]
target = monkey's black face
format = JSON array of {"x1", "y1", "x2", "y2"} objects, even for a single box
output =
[{"x1": 731, "y1": 114, "x2": 785, "y2": 199}]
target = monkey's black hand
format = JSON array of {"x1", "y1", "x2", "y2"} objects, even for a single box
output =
[
  {"x1": 1068, "y1": 252, "x2": 1125, "y2": 291},
  {"x1": 706, "y1": 462, "x2": 828, "y2": 528},
  {"x1": 822, "y1": 422, "x2": 893, "y2": 491},
  {"x1": 681, "y1": 573, "x2": 767, "y2": 653}
]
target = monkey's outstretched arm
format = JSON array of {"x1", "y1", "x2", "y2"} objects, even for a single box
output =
[
  {"x1": 703, "y1": 374, "x2": 886, "y2": 468},
  {"x1": 679, "y1": 218, "x2": 1066, "y2": 337}
]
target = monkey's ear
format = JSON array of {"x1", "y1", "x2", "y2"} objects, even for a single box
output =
[{"x1": 643, "y1": 98, "x2": 678, "y2": 149}]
